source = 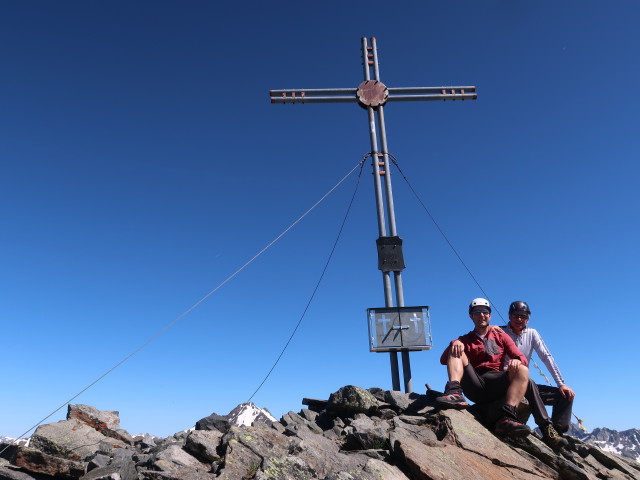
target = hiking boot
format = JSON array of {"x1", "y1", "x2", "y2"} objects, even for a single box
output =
[
  {"x1": 494, "y1": 417, "x2": 531, "y2": 437},
  {"x1": 435, "y1": 393, "x2": 469, "y2": 409},
  {"x1": 541, "y1": 423, "x2": 569, "y2": 450}
]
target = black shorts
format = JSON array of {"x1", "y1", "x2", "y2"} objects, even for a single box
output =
[{"x1": 460, "y1": 364, "x2": 511, "y2": 404}]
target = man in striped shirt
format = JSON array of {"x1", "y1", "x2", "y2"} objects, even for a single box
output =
[{"x1": 500, "y1": 301, "x2": 575, "y2": 434}]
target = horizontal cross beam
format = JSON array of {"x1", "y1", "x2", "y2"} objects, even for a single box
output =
[{"x1": 270, "y1": 86, "x2": 477, "y2": 104}]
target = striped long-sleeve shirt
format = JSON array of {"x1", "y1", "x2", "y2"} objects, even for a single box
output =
[{"x1": 500, "y1": 324, "x2": 566, "y2": 387}]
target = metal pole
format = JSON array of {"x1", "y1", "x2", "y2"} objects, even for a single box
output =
[
  {"x1": 374, "y1": 57, "x2": 413, "y2": 394},
  {"x1": 362, "y1": 37, "x2": 401, "y2": 391}
]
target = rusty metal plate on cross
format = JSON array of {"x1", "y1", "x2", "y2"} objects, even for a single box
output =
[{"x1": 356, "y1": 80, "x2": 389, "y2": 107}]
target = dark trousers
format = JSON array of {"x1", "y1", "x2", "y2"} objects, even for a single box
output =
[
  {"x1": 536, "y1": 384, "x2": 573, "y2": 434},
  {"x1": 460, "y1": 365, "x2": 552, "y2": 428}
]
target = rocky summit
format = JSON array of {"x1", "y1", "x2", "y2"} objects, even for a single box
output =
[{"x1": 0, "y1": 386, "x2": 638, "y2": 480}]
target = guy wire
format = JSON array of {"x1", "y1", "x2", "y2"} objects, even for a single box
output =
[
  {"x1": 246, "y1": 156, "x2": 367, "y2": 403},
  {"x1": 1, "y1": 157, "x2": 367, "y2": 453}
]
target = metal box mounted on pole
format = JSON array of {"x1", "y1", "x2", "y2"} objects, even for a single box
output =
[{"x1": 367, "y1": 306, "x2": 433, "y2": 352}]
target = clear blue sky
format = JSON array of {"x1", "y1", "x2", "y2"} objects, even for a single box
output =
[{"x1": 2, "y1": 1, "x2": 639, "y2": 437}]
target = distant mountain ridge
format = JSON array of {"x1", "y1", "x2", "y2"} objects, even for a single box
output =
[
  {"x1": 567, "y1": 424, "x2": 640, "y2": 462},
  {"x1": 0, "y1": 436, "x2": 28, "y2": 447}
]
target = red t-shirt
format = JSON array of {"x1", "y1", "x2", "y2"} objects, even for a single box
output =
[{"x1": 440, "y1": 329, "x2": 527, "y2": 371}]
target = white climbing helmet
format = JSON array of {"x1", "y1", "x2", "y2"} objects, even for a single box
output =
[{"x1": 469, "y1": 297, "x2": 491, "y2": 314}]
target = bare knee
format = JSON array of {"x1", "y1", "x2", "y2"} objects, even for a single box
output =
[
  {"x1": 508, "y1": 364, "x2": 529, "y2": 382},
  {"x1": 447, "y1": 351, "x2": 469, "y2": 367}
]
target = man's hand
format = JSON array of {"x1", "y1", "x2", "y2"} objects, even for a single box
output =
[
  {"x1": 507, "y1": 359, "x2": 523, "y2": 374},
  {"x1": 450, "y1": 340, "x2": 464, "y2": 358},
  {"x1": 488, "y1": 325, "x2": 505, "y2": 334},
  {"x1": 559, "y1": 385, "x2": 576, "y2": 401}
]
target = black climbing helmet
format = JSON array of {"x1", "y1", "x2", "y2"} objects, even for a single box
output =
[{"x1": 509, "y1": 301, "x2": 531, "y2": 316}]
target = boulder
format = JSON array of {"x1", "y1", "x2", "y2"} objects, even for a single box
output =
[
  {"x1": 151, "y1": 444, "x2": 209, "y2": 474},
  {"x1": 67, "y1": 405, "x2": 132, "y2": 446},
  {"x1": 0, "y1": 465, "x2": 52, "y2": 480},
  {"x1": 183, "y1": 430, "x2": 223, "y2": 464},
  {"x1": 328, "y1": 386, "x2": 380, "y2": 416},
  {"x1": 12, "y1": 447, "x2": 85, "y2": 479},
  {"x1": 383, "y1": 390, "x2": 411, "y2": 411},
  {"x1": 30, "y1": 418, "x2": 128, "y2": 461},
  {"x1": 343, "y1": 414, "x2": 389, "y2": 450},
  {"x1": 194, "y1": 414, "x2": 229, "y2": 434}
]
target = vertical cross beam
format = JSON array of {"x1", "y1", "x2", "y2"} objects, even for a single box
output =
[{"x1": 269, "y1": 38, "x2": 477, "y2": 393}]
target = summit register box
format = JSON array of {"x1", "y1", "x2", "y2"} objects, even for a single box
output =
[{"x1": 367, "y1": 306, "x2": 432, "y2": 352}]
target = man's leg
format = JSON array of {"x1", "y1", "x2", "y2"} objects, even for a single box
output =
[
  {"x1": 525, "y1": 379, "x2": 550, "y2": 427},
  {"x1": 537, "y1": 384, "x2": 573, "y2": 434},
  {"x1": 435, "y1": 352, "x2": 470, "y2": 408},
  {"x1": 526, "y1": 381, "x2": 569, "y2": 450},
  {"x1": 505, "y1": 364, "x2": 529, "y2": 408},
  {"x1": 486, "y1": 367, "x2": 531, "y2": 437}
]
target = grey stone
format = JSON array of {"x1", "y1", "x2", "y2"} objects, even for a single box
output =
[
  {"x1": 184, "y1": 430, "x2": 223, "y2": 464},
  {"x1": 363, "y1": 458, "x2": 411, "y2": 480},
  {"x1": 269, "y1": 422, "x2": 285, "y2": 434},
  {"x1": 322, "y1": 427, "x2": 341, "y2": 441},
  {"x1": 442, "y1": 409, "x2": 552, "y2": 473},
  {"x1": 255, "y1": 455, "x2": 315, "y2": 480},
  {"x1": 87, "y1": 453, "x2": 111, "y2": 471},
  {"x1": 133, "y1": 434, "x2": 157, "y2": 451},
  {"x1": 0, "y1": 466, "x2": 51, "y2": 480},
  {"x1": 383, "y1": 391, "x2": 411, "y2": 411},
  {"x1": 138, "y1": 469, "x2": 214, "y2": 480},
  {"x1": 289, "y1": 422, "x2": 372, "y2": 478},
  {"x1": 151, "y1": 445, "x2": 209, "y2": 474},
  {"x1": 280, "y1": 411, "x2": 306, "y2": 427},
  {"x1": 377, "y1": 408, "x2": 397, "y2": 420},
  {"x1": 396, "y1": 415, "x2": 426, "y2": 426},
  {"x1": 84, "y1": 449, "x2": 137, "y2": 480},
  {"x1": 67, "y1": 405, "x2": 132, "y2": 446},
  {"x1": 216, "y1": 439, "x2": 261, "y2": 479},
  {"x1": 393, "y1": 433, "x2": 546, "y2": 480},
  {"x1": 13, "y1": 447, "x2": 86, "y2": 479},
  {"x1": 367, "y1": 388, "x2": 386, "y2": 402},
  {"x1": 401, "y1": 392, "x2": 437, "y2": 416},
  {"x1": 81, "y1": 463, "x2": 137, "y2": 480},
  {"x1": 507, "y1": 435, "x2": 597, "y2": 480},
  {"x1": 389, "y1": 422, "x2": 437, "y2": 453},
  {"x1": 328, "y1": 386, "x2": 380, "y2": 416},
  {"x1": 299, "y1": 409, "x2": 319, "y2": 423},
  {"x1": 344, "y1": 414, "x2": 390, "y2": 451},
  {"x1": 30, "y1": 418, "x2": 128, "y2": 461},
  {"x1": 194, "y1": 414, "x2": 229, "y2": 434}
]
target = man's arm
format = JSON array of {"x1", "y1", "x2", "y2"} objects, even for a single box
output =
[
  {"x1": 498, "y1": 331, "x2": 528, "y2": 366},
  {"x1": 440, "y1": 338, "x2": 465, "y2": 364},
  {"x1": 531, "y1": 330, "x2": 565, "y2": 386},
  {"x1": 531, "y1": 330, "x2": 575, "y2": 400}
]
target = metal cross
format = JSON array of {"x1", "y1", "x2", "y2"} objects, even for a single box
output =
[{"x1": 269, "y1": 37, "x2": 477, "y2": 393}]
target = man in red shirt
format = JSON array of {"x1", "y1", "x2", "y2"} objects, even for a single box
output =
[{"x1": 436, "y1": 298, "x2": 531, "y2": 436}]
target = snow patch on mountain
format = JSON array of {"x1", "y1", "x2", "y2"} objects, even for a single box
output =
[
  {"x1": 227, "y1": 402, "x2": 276, "y2": 427},
  {"x1": 0, "y1": 436, "x2": 29, "y2": 447},
  {"x1": 567, "y1": 424, "x2": 640, "y2": 462}
]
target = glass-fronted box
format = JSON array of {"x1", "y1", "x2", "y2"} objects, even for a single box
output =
[{"x1": 367, "y1": 306, "x2": 432, "y2": 352}]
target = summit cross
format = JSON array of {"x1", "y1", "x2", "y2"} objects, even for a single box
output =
[{"x1": 269, "y1": 37, "x2": 477, "y2": 393}]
